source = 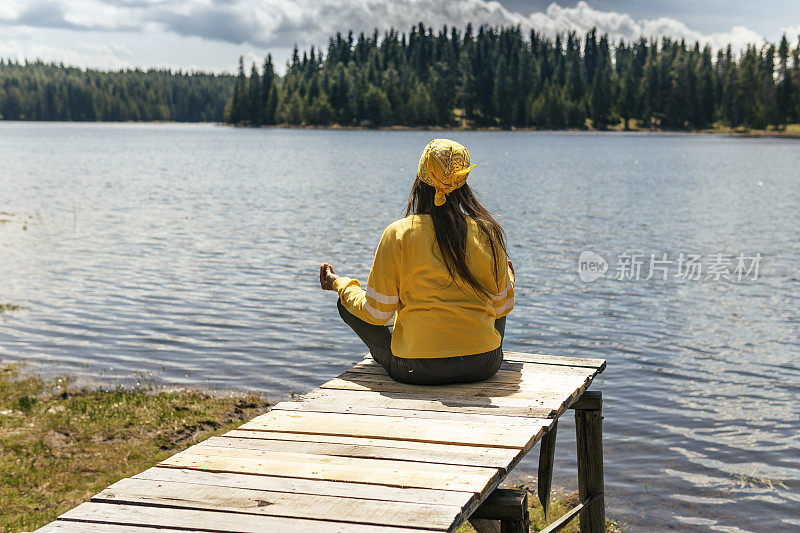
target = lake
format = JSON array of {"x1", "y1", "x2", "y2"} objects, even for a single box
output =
[{"x1": 1, "y1": 122, "x2": 798, "y2": 532}]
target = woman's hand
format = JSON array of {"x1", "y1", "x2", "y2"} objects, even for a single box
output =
[
  {"x1": 507, "y1": 259, "x2": 515, "y2": 277},
  {"x1": 319, "y1": 263, "x2": 339, "y2": 291}
]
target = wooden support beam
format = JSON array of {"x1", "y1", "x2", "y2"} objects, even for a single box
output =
[
  {"x1": 468, "y1": 519, "x2": 501, "y2": 533},
  {"x1": 574, "y1": 391, "x2": 605, "y2": 533},
  {"x1": 538, "y1": 495, "x2": 597, "y2": 533},
  {"x1": 568, "y1": 390, "x2": 602, "y2": 411},
  {"x1": 468, "y1": 488, "x2": 529, "y2": 533},
  {"x1": 537, "y1": 421, "x2": 558, "y2": 521}
]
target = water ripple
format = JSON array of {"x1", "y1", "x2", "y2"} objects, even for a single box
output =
[{"x1": 1, "y1": 123, "x2": 798, "y2": 532}]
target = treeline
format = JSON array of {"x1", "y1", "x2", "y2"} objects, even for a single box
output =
[
  {"x1": 227, "y1": 24, "x2": 800, "y2": 130},
  {"x1": 0, "y1": 60, "x2": 234, "y2": 121}
]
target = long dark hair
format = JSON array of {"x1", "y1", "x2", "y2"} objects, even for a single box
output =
[{"x1": 405, "y1": 179, "x2": 507, "y2": 299}]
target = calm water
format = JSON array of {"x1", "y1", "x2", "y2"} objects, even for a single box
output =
[{"x1": 1, "y1": 123, "x2": 798, "y2": 531}]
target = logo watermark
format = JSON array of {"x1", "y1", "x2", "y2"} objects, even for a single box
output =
[
  {"x1": 578, "y1": 251, "x2": 608, "y2": 282},
  {"x1": 577, "y1": 252, "x2": 762, "y2": 283}
]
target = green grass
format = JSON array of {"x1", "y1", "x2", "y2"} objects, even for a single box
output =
[
  {"x1": 455, "y1": 486, "x2": 623, "y2": 532},
  {"x1": 0, "y1": 363, "x2": 271, "y2": 532}
]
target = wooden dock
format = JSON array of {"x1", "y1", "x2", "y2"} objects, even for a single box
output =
[{"x1": 35, "y1": 351, "x2": 606, "y2": 533}]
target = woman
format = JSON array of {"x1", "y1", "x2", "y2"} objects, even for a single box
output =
[{"x1": 319, "y1": 138, "x2": 514, "y2": 385}]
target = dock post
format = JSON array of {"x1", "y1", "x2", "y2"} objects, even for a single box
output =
[{"x1": 574, "y1": 390, "x2": 605, "y2": 533}]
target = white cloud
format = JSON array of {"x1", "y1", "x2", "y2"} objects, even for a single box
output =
[
  {"x1": 1, "y1": 0, "x2": 770, "y2": 47},
  {"x1": 0, "y1": 0, "x2": 772, "y2": 70},
  {"x1": 149, "y1": 0, "x2": 765, "y2": 50}
]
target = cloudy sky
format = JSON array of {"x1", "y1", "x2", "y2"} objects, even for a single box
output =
[{"x1": 1, "y1": 1, "x2": 799, "y2": 74}]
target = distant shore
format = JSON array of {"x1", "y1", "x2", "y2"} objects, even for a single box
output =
[
  {"x1": 4, "y1": 120, "x2": 800, "y2": 139},
  {"x1": 225, "y1": 121, "x2": 800, "y2": 139}
]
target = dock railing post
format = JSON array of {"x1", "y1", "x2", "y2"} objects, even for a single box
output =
[{"x1": 573, "y1": 390, "x2": 605, "y2": 533}]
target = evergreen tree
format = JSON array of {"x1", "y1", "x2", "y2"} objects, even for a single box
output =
[
  {"x1": 227, "y1": 56, "x2": 247, "y2": 124},
  {"x1": 589, "y1": 35, "x2": 614, "y2": 128},
  {"x1": 776, "y1": 35, "x2": 793, "y2": 125},
  {"x1": 247, "y1": 62, "x2": 261, "y2": 125},
  {"x1": 616, "y1": 43, "x2": 636, "y2": 130},
  {"x1": 664, "y1": 45, "x2": 690, "y2": 128},
  {"x1": 696, "y1": 46, "x2": 715, "y2": 128},
  {"x1": 261, "y1": 54, "x2": 278, "y2": 125},
  {"x1": 792, "y1": 37, "x2": 800, "y2": 123},
  {"x1": 583, "y1": 29, "x2": 598, "y2": 86},
  {"x1": 721, "y1": 46, "x2": 740, "y2": 127},
  {"x1": 363, "y1": 84, "x2": 392, "y2": 125},
  {"x1": 565, "y1": 31, "x2": 584, "y2": 103},
  {"x1": 409, "y1": 81, "x2": 434, "y2": 125},
  {"x1": 492, "y1": 56, "x2": 514, "y2": 128}
]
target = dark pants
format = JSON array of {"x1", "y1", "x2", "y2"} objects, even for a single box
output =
[{"x1": 337, "y1": 299, "x2": 505, "y2": 385}]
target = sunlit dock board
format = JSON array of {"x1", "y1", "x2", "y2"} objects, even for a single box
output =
[{"x1": 35, "y1": 351, "x2": 605, "y2": 533}]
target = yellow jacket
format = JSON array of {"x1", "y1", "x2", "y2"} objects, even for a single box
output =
[{"x1": 334, "y1": 214, "x2": 515, "y2": 358}]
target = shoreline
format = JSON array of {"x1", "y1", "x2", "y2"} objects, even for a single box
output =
[
  {"x1": 226, "y1": 122, "x2": 800, "y2": 139},
  {"x1": 1, "y1": 361, "x2": 272, "y2": 532},
  {"x1": 2, "y1": 119, "x2": 800, "y2": 138}
]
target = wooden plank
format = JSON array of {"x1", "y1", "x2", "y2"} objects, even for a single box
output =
[
  {"x1": 238, "y1": 410, "x2": 550, "y2": 450},
  {"x1": 216, "y1": 433, "x2": 528, "y2": 493},
  {"x1": 320, "y1": 374, "x2": 592, "y2": 401},
  {"x1": 133, "y1": 467, "x2": 470, "y2": 507},
  {"x1": 502, "y1": 352, "x2": 606, "y2": 371},
  {"x1": 159, "y1": 445, "x2": 500, "y2": 493},
  {"x1": 348, "y1": 361, "x2": 596, "y2": 384},
  {"x1": 224, "y1": 429, "x2": 522, "y2": 459},
  {"x1": 359, "y1": 352, "x2": 605, "y2": 371},
  {"x1": 353, "y1": 358, "x2": 596, "y2": 374},
  {"x1": 293, "y1": 388, "x2": 563, "y2": 418},
  {"x1": 36, "y1": 522, "x2": 186, "y2": 533},
  {"x1": 344, "y1": 363, "x2": 596, "y2": 385},
  {"x1": 93, "y1": 477, "x2": 460, "y2": 530},
  {"x1": 270, "y1": 400, "x2": 548, "y2": 426},
  {"x1": 57, "y1": 502, "x2": 442, "y2": 533},
  {"x1": 344, "y1": 368, "x2": 592, "y2": 388},
  {"x1": 200, "y1": 435, "x2": 521, "y2": 469}
]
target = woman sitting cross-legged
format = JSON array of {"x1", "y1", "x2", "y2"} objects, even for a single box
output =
[{"x1": 319, "y1": 138, "x2": 515, "y2": 386}]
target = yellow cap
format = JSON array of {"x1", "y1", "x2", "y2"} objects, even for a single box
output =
[{"x1": 416, "y1": 139, "x2": 477, "y2": 206}]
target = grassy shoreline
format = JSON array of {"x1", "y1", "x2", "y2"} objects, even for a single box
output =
[
  {"x1": 1, "y1": 362, "x2": 271, "y2": 532},
  {"x1": 2, "y1": 363, "x2": 620, "y2": 532}
]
